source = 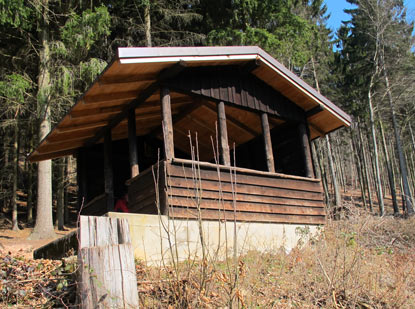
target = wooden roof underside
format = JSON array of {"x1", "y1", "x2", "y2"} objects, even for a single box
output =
[{"x1": 30, "y1": 46, "x2": 351, "y2": 162}]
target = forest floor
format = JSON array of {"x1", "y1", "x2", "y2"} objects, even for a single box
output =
[{"x1": 1, "y1": 196, "x2": 415, "y2": 308}]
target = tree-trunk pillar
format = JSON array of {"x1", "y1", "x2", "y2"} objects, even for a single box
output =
[
  {"x1": 161, "y1": 86, "x2": 174, "y2": 161},
  {"x1": 104, "y1": 131, "x2": 114, "y2": 212},
  {"x1": 217, "y1": 101, "x2": 230, "y2": 166},
  {"x1": 260, "y1": 113, "x2": 275, "y2": 172},
  {"x1": 128, "y1": 109, "x2": 139, "y2": 178},
  {"x1": 299, "y1": 122, "x2": 314, "y2": 178}
]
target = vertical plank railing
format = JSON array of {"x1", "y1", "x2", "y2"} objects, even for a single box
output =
[{"x1": 78, "y1": 216, "x2": 139, "y2": 308}]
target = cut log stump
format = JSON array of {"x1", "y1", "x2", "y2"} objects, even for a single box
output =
[{"x1": 77, "y1": 216, "x2": 138, "y2": 308}]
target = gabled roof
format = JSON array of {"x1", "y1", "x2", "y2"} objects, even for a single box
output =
[{"x1": 29, "y1": 46, "x2": 351, "y2": 162}]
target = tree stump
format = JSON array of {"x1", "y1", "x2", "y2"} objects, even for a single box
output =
[{"x1": 77, "y1": 216, "x2": 138, "y2": 308}]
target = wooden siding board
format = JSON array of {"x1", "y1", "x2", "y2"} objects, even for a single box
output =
[
  {"x1": 167, "y1": 187, "x2": 324, "y2": 208},
  {"x1": 167, "y1": 164, "x2": 323, "y2": 193},
  {"x1": 168, "y1": 197, "x2": 325, "y2": 216},
  {"x1": 169, "y1": 207, "x2": 325, "y2": 225},
  {"x1": 167, "y1": 177, "x2": 324, "y2": 201}
]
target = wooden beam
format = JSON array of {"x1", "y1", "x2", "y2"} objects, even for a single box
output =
[
  {"x1": 57, "y1": 121, "x2": 107, "y2": 133},
  {"x1": 99, "y1": 73, "x2": 156, "y2": 85},
  {"x1": 29, "y1": 149, "x2": 75, "y2": 162},
  {"x1": 241, "y1": 59, "x2": 261, "y2": 73},
  {"x1": 261, "y1": 113, "x2": 275, "y2": 173},
  {"x1": 309, "y1": 122, "x2": 325, "y2": 137},
  {"x1": 84, "y1": 91, "x2": 139, "y2": 104},
  {"x1": 306, "y1": 105, "x2": 324, "y2": 118},
  {"x1": 161, "y1": 86, "x2": 175, "y2": 160},
  {"x1": 217, "y1": 101, "x2": 230, "y2": 166},
  {"x1": 149, "y1": 100, "x2": 202, "y2": 139},
  {"x1": 202, "y1": 102, "x2": 258, "y2": 137},
  {"x1": 104, "y1": 131, "x2": 114, "y2": 212},
  {"x1": 298, "y1": 122, "x2": 315, "y2": 178},
  {"x1": 70, "y1": 105, "x2": 124, "y2": 119},
  {"x1": 128, "y1": 109, "x2": 139, "y2": 178},
  {"x1": 85, "y1": 61, "x2": 187, "y2": 148}
]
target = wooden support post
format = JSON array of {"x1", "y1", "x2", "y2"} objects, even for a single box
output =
[
  {"x1": 128, "y1": 109, "x2": 139, "y2": 178},
  {"x1": 217, "y1": 101, "x2": 231, "y2": 166},
  {"x1": 161, "y1": 86, "x2": 175, "y2": 161},
  {"x1": 104, "y1": 131, "x2": 114, "y2": 212},
  {"x1": 298, "y1": 122, "x2": 315, "y2": 178},
  {"x1": 261, "y1": 113, "x2": 275, "y2": 172},
  {"x1": 76, "y1": 149, "x2": 88, "y2": 209}
]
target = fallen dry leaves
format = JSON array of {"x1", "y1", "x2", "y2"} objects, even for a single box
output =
[{"x1": 0, "y1": 251, "x2": 76, "y2": 308}]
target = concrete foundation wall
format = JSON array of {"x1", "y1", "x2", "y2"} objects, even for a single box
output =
[{"x1": 107, "y1": 212, "x2": 321, "y2": 265}]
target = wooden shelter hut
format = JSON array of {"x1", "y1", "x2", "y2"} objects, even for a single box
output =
[{"x1": 30, "y1": 46, "x2": 351, "y2": 226}]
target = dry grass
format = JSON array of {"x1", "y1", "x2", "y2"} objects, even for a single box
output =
[
  {"x1": 136, "y1": 206, "x2": 415, "y2": 308},
  {"x1": 2, "y1": 204, "x2": 415, "y2": 308}
]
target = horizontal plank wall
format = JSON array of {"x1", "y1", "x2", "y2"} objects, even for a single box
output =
[
  {"x1": 127, "y1": 163, "x2": 161, "y2": 214},
  {"x1": 165, "y1": 160, "x2": 325, "y2": 225}
]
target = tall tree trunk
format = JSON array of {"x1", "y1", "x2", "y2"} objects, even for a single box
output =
[
  {"x1": 64, "y1": 157, "x2": 70, "y2": 224},
  {"x1": 314, "y1": 140, "x2": 330, "y2": 204},
  {"x1": 358, "y1": 122, "x2": 374, "y2": 212},
  {"x1": 144, "y1": 1, "x2": 152, "y2": 47},
  {"x1": 350, "y1": 127, "x2": 367, "y2": 209},
  {"x1": 379, "y1": 118, "x2": 399, "y2": 215},
  {"x1": 27, "y1": 121, "x2": 35, "y2": 224},
  {"x1": 56, "y1": 158, "x2": 65, "y2": 230},
  {"x1": 11, "y1": 122, "x2": 20, "y2": 231},
  {"x1": 326, "y1": 134, "x2": 341, "y2": 215},
  {"x1": 381, "y1": 54, "x2": 414, "y2": 215},
  {"x1": 29, "y1": 0, "x2": 55, "y2": 239},
  {"x1": 409, "y1": 124, "x2": 415, "y2": 154},
  {"x1": 368, "y1": 76, "x2": 385, "y2": 215}
]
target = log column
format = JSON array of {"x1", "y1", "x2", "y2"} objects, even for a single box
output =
[
  {"x1": 104, "y1": 130, "x2": 114, "y2": 212},
  {"x1": 161, "y1": 86, "x2": 174, "y2": 161},
  {"x1": 298, "y1": 122, "x2": 315, "y2": 178},
  {"x1": 128, "y1": 109, "x2": 139, "y2": 178},
  {"x1": 261, "y1": 113, "x2": 275, "y2": 172},
  {"x1": 76, "y1": 149, "x2": 88, "y2": 209},
  {"x1": 217, "y1": 101, "x2": 230, "y2": 166}
]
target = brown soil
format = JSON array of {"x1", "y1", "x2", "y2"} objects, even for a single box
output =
[{"x1": 0, "y1": 226, "x2": 76, "y2": 259}]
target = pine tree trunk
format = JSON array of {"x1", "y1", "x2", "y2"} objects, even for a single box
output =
[
  {"x1": 381, "y1": 55, "x2": 414, "y2": 215},
  {"x1": 56, "y1": 158, "x2": 65, "y2": 230},
  {"x1": 144, "y1": 2, "x2": 152, "y2": 47},
  {"x1": 29, "y1": 0, "x2": 55, "y2": 240},
  {"x1": 368, "y1": 79, "x2": 384, "y2": 215},
  {"x1": 358, "y1": 122, "x2": 374, "y2": 212},
  {"x1": 11, "y1": 122, "x2": 20, "y2": 231},
  {"x1": 27, "y1": 121, "x2": 35, "y2": 224},
  {"x1": 64, "y1": 157, "x2": 69, "y2": 224},
  {"x1": 326, "y1": 134, "x2": 341, "y2": 215},
  {"x1": 315, "y1": 140, "x2": 330, "y2": 204},
  {"x1": 350, "y1": 127, "x2": 367, "y2": 209},
  {"x1": 27, "y1": 164, "x2": 34, "y2": 224},
  {"x1": 379, "y1": 119, "x2": 399, "y2": 214}
]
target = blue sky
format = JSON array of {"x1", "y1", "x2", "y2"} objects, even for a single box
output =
[{"x1": 324, "y1": 0, "x2": 415, "y2": 33}]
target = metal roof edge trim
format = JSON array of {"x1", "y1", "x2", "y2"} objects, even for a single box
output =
[{"x1": 117, "y1": 46, "x2": 262, "y2": 58}]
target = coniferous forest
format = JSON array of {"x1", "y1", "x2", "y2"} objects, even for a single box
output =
[{"x1": 0, "y1": 0, "x2": 414, "y2": 235}]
